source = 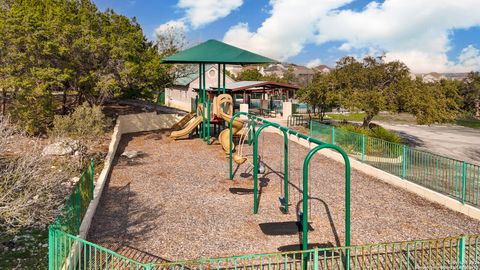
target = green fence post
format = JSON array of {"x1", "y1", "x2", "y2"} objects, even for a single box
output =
[
  {"x1": 461, "y1": 162, "x2": 467, "y2": 204},
  {"x1": 48, "y1": 228, "x2": 54, "y2": 270},
  {"x1": 402, "y1": 145, "x2": 406, "y2": 179},
  {"x1": 309, "y1": 120, "x2": 312, "y2": 137},
  {"x1": 361, "y1": 135, "x2": 365, "y2": 162},
  {"x1": 458, "y1": 235, "x2": 466, "y2": 270},
  {"x1": 313, "y1": 247, "x2": 319, "y2": 270},
  {"x1": 331, "y1": 126, "x2": 335, "y2": 144},
  {"x1": 90, "y1": 160, "x2": 94, "y2": 199},
  {"x1": 75, "y1": 188, "x2": 81, "y2": 235}
]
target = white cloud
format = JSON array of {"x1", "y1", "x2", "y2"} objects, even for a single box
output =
[
  {"x1": 223, "y1": 0, "x2": 480, "y2": 73},
  {"x1": 178, "y1": 0, "x2": 243, "y2": 29},
  {"x1": 223, "y1": 0, "x2": 351, "y2": 60},
  {"x1": 338, "y1": 43, "x2": 353, "y2": 52},
  {"x1": 155, "y1": 19, "x2": 187, "y2": 35},
  {"x1": 458, "y1": 45, "x2": 480, "y2": 71},
  {"x1": 306, "y1": 58, "x2": 322, "y2": 68}
]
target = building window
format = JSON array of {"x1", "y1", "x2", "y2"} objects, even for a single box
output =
[{"x1": 208, "y1": 69, "x2": 216, "y2": 78}]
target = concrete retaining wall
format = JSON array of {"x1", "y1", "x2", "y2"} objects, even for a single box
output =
[{"x1": 78, "y1": 112, "x2": 181, "y2": 239}]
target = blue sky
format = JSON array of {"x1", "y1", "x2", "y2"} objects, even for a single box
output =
[{"x1": 94, "y1": 0, "x2": 480, "y2": 73}]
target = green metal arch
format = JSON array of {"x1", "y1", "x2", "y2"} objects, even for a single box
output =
[
  {"x1": 302, "y1": 143, "x2": 351, "y2": 270},
  {"x1": 251, "y1": 122, "x2": 290, "y2": 214}
]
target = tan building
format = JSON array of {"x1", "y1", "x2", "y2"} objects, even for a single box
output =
[{"x1": 165, "y1": 65, "x2": 235, "y2": 112}]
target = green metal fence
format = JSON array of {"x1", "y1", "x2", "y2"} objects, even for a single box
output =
[
  {"x1": 49, "y1": 230, "x2": 145, "y2": 270},
  {"x1": 49, "y1": 160, "x2": 95, "y2": 270},
  {"x1": 47, "y1": 158, "x2": 480, "y2": 270},
  {"x1": 310, "y1": 121, "x2": 480, "y2": 207},
  {"x1": 48, "y1": 233, "x2": 479, "y2": 270},
  {"x1": 152, "y1": 235, "x2": 480, "y2": 270}
]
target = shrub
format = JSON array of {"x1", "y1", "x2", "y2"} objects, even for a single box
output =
[
  {"x1": 0, "y1": 120, "x2": 69, "y2": 235},
  {"x1": 50, "y1": 103, "x2": 109, "y2": 140},
  {"x1": 336, "y1": 123, "x2": 402, "y2": 144}
]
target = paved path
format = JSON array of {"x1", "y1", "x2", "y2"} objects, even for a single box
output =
[{"x1": 375, "y1": 122, "x2": 480, "y2": 165}]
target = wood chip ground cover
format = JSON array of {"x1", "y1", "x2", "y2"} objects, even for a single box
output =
[{"x1": 88, "y1": 130, "x2": 480, "y2": 263}]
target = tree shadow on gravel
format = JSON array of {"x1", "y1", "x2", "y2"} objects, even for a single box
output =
[
  {"x1": 87, "y1": 179, "x2": 166, "y2": 262},
  {"x1": 115, "y1": 245, "x2": 172, "y2": 264}
]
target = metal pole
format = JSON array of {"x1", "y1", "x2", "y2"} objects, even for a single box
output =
[
  {"x1": 253, "y1": 130, "x2": 259, "y2": 214},
  {"x1": 461, "y1": 162, "x2": 467, "y2": 204},
  {"x1": 229, "y1": 119, "x2": 233, "y2": 180},
  {"x1": 458, "y1": 235, "x2": 466, "y2": 270},
  {"x1": 202, "y1": 63, "x2": 207, "y2": 142},
  {"x1": 223, "y1": 64, "x2": 226, "y2": 94},
  {"x1": 402, "y1": 145, "x2": 406, "y2": 179},
  {"x1": 309, "y1": 120, "x2": 312, "y2": 137},
  {"x1": 361, "y1": 135, "x2": 365, "y2": 162},
  {"x1": 217, "y1": 64, "x2": 221, "y2": 95},
  {"x1": 198, "y1": 64, "x2": 203, "y2": 139},
  {"x1": 48, "y1": 228, "x2": 54, "y2": 270},
  {"x1": 313, "y1": 247, "x2": 319, "y2": 270},
  {"x1": 331, "y1": 126, "x2": 335, "y2": 144},
  {"x1": 207, "y1": 100, "x2": 211, "y2": 144},
  {"x1": 253, "y1": 123, "x2": 274, "y2": 214},
  {"x1": 302, "y1": 144, "x2": 351, "y2": 266},
  {"x1": 283, "y1": 131, "x2": 289, "y2": 213}
]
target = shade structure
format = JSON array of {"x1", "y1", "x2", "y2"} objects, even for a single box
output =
[
  {"x1": 162, "y1": 39, "x2": 277, "y2": 64},
  {"x1": 210, "y1": 81, "x2": 299, "y2": 92}
]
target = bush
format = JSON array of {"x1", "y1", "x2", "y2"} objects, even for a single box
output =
[
  {"x1": 0, "y1": 120, "x2": 70, "y2": 235},
  {"x1": 336, "y1": 123, "x2": 402, "y2": 144},
  {"x1": 50, "y1": 103, "x2": 109, "y2": 140}
]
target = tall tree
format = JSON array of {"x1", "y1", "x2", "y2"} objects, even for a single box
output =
[
  {"x1": 236, "y1": 68, "x2": 263, "y2": 81},
  {"x1": 297, "y1": 73, "x2": 338, "y2": 121},
  {"x1": 460, "y1": 72, "x2": 480, "y2": 118},
  {"x1": 0, "y1": 0, "x2": 175, "y2": 133},
  {"x1": 335, "y1": 56, "x2": 411, "y2": 126}
]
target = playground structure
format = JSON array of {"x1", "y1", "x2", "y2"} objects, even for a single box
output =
[
  {"x1": 163, "y1": 39, "x2": 352, "y2": 259},
  {"x1": 47, "y1": 40, "x2": 480, "y2": 269}
]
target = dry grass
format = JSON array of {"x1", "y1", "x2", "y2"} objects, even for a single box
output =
[{"x1": 88, "y1": 130, "x2": 480, "y2": 263}]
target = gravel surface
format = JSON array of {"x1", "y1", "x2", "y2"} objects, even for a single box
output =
[{"x1": 88, "y1": 130, "x2": 480, "y2": 263}]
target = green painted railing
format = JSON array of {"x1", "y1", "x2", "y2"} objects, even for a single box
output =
[
  {"x1": 48, "y1": 233, "x2": 478, "y2": 270},
  {"x1": 310, "y1": 121, "x2": 480, "y2": 207},
  {"x1": 151, "y1": 234, "x2": 480, "y2": 270},
  {"x1": 49, "y1": 160, "x2": 95, "y2": 270},
  {"x1": 48, "y1": 156, "x2": 480, "y2": 270}
]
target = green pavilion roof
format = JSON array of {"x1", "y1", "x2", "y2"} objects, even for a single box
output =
[{"x1": 162, "y1": 39, "x2": 277, "y2": 64}]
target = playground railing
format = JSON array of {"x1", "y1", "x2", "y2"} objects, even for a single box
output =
[
  {"x1": 310, "y1": 121, "x2": 480, "y2": 207},
  {"x1": 287, "y1": 114, "x2": 308, "y2": 127},
  {"x1": 49, "y1": 160, "x2": 95, "y2": 269},
  {"x1": 151, "y1": 234, "x2": 478, "y2": 270},
  {"x1": 48, "y1": 232, "x2": 479, "y2": 270}
]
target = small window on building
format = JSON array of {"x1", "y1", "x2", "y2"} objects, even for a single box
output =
[{"x1": 208, "y1": 69, "x2": 216, "y2": 78}]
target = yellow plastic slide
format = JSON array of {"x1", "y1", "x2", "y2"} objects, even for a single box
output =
[
  {"x1": 171, "y1": 112, "x2": 195, "y2": 131},
  {"x1": 215, "y1": 95, "x2": 247, "y2": 164},
  {"x1": 170, "y1": 116, "x2": 203, "y2": 139}
]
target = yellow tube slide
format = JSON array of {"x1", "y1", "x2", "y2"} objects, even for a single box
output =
[
  {"x1": 170, "y1": 116, "x2": 203, "y2": 139},
  {"x1": 215, "y1": 94, "x2": 247, "y2": 164}
]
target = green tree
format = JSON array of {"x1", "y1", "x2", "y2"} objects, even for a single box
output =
[
  {"x1": 236, "y1": 68, "x2": 263, "y2": 81},
  {"x1": 408, "y1": 79, "x2": 461, "y2": 124},
  {"x1": 460, "y1": 72, "x2": 480, "y2": 118},
  {"x1": 297, "y1": 73, "x2": 338, "y2": 120},
  {"x1": 334, "y1": 56, "x2": 412, "y2": 126},
  {"x1": 0, "y1": 0, "x2": 175, "y2": 134}
]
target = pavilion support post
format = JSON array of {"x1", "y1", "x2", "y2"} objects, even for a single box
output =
[
  {"x1": 198, "y1": 64, "x2": 203, "y2": 139},
  {"x1": 223, "y1": 64, "x2": 226, "y2": 94},
  {"x1": 217, "y1": 64, "x2": 221, "y2": 95}
]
